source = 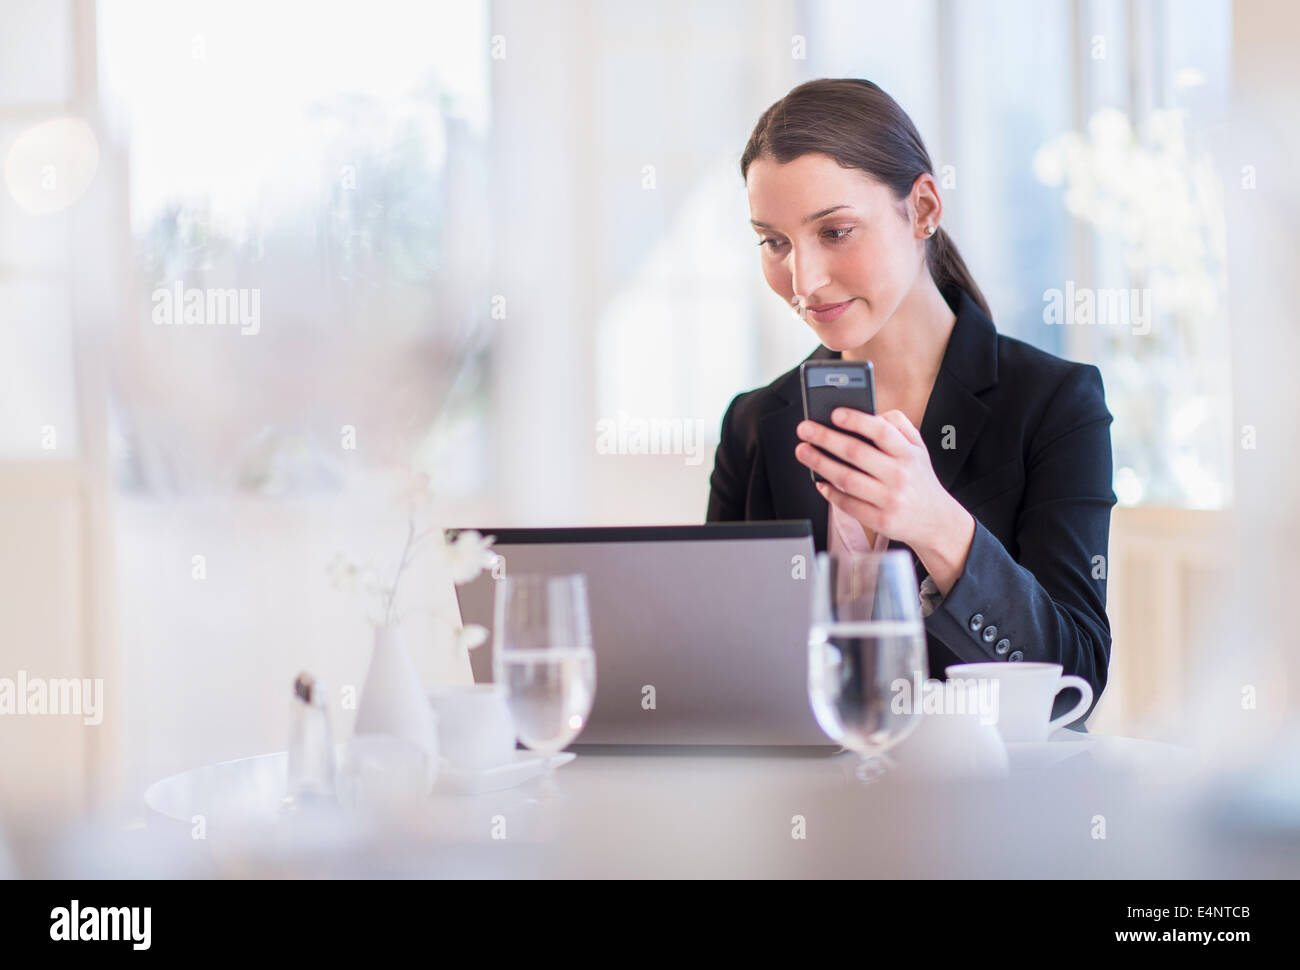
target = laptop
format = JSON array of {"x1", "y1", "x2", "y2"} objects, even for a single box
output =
[{"x1": 449, "y1": 522, "x2": 835, "y2": 752}]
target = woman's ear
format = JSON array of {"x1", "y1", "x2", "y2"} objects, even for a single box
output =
[{"x1": 910, "y1": 172, "x2": 942, "y2": 233}]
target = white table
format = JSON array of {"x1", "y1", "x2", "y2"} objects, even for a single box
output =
[{"x1": 97, "y1": 731, "x2": 1298, "y2": 879}]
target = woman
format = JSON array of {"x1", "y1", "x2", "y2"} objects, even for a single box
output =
[{"x1": 707, "y1": 79, "x2": 1116, "y2": 730}]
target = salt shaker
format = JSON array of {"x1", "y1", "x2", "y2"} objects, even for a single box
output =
[{"x1": 282, "y1": 672, "x2": 336, "y2": 811}]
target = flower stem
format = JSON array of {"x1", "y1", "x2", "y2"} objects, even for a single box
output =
[{"x1": 384, "y1": 517, "x2": 416, "y2": 627}]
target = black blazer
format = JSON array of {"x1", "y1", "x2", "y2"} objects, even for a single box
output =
[{"x1": 706, "y1": 282, "x2": 1116, "y2": 729}]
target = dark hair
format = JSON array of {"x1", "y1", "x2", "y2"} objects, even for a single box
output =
[{"x1": 741, "y1": 78, "x2": 990, "y2": 317}]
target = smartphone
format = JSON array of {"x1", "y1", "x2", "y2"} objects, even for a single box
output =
[{"x1": 799, "y1": 359, "x2": 877, "y2": 484}]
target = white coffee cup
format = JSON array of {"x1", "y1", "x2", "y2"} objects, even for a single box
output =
[
  {"x1": 945, "y1": 662, "x2": 1093, "y2": 743},
  {"x1": 427, "y1": 684, "x2": 517, "y2": 771}
]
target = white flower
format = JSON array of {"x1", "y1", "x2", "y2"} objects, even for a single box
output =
[
  {"x1": 459, "y1": 624, "x2": 489, "y2": 651},
  {"x1": 441, "y1": 529, "x2": 497, "y2": 584},
  {"x1": 430, "y1": 614, "x2": 490, "y2": 652},
  {"x1": 327, "y1": 552, "x2": 363, "y2": 592},
  {"x1": 328, "y1": 551, "x2": 391, "y2": 602},
  {"x1": 1088, "y1": 107, "x2": 1132, "y2": 149},
  {"x1": 392, "y1": 467, "x2": 437, "y2": 515},
  {"x1": 1032, "y1": 144, "x2": 1066, "y2": 187}
]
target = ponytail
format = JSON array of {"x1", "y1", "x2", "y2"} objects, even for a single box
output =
[{"x1": 927, "y1": 227, "x2": 990, "y2": 317}]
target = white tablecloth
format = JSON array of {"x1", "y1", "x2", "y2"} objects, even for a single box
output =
[{"x1": 95, "y1": 731, "x2": 1300, "y2": 879}]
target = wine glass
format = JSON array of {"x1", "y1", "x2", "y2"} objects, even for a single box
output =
[
  {"x1": 807, "y1": 550, "x2": 929, "y2": 783},
  {"x1": 492, "y1": 573, "x2": 596, "y2": 801}
]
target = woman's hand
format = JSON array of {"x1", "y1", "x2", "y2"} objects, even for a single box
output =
[{"x1": 794, "y1": 407, "x2": 975, "y2": 595}]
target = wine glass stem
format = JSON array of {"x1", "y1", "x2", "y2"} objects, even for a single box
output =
[
  {"x1": 854, "y1": 752, "x2": 891, "y2": 784},
  {"x1": 540, "y1": 754, "x2": 558, "y2": 798}
]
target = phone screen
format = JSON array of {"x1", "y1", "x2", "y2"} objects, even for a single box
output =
[{"x1": 800, "y1": 360, "x2": 876, "y2": 484}]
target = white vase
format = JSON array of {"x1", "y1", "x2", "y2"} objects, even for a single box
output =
[{"x1": 353, "y1": 623, "x2": 438, "y2": 792}]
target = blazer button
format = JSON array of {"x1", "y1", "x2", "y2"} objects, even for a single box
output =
[
  {"x1": 994, "y1": 638, "x2": 1011, "y2": 656},
  {"x1": 1008, "y1": 650, "x2": 1024, "y2": 662},
  {"x1": 968, "y1": 613, "x2": 985, "y2": 632},
  {"x1": 981, "y1": 624, "x2": 998, "y2": 643}
]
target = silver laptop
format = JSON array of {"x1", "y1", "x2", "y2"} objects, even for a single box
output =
[{"x1": 450, "y1": 522, "x2": 834, "y2": 751}]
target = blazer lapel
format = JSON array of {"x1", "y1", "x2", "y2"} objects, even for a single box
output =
[
  {"x1": 920, "y1": 372, "x2": 991, "y2": 495},
  {"x1": 758, "y1": 284, "x2": 999, "y2": 554},
  {"x1": 921, "y1": 286, "x2": 999, "y2": 493},
  {"x1": 760, "y1": 393, "x2": 831, "y2": 552}
]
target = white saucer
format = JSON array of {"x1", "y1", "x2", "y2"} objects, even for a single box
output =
[
  {"x1": 1005, "y1": 733, "x2": 1094, "y2": 771},
  {"x1": 435, "y1": 751, "x2": 576, "y2": 795}
]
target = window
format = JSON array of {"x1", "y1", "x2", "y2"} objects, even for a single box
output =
[
  {"x1": 585, "y1": 0, "x2": 1232, "y2": 518},
  {"x1": 96, "y1": 0, "x2": 492, "y2": 495}
]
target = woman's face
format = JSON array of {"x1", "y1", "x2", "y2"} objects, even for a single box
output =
[{"x1": 747, "y1": 152, "x2": 926, "y2": 352}]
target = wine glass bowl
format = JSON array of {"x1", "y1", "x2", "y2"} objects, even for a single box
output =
[
  {"x1": 807, "y1": 550, "x2": 929, "y2": 782},
  {"x1": 492, "y1": 573, "x2": 596, "y2": 799}
]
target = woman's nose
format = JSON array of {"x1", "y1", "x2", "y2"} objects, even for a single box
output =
[{"x1": 790, "y1": 245, "x2": 830, "y2": 304}]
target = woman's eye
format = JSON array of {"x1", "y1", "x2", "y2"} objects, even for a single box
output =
[{"x1": 755, "y1": 229, "x2": 849, "y2": 251}]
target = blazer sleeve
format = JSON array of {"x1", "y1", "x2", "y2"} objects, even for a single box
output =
[
  {"x1": 924, "y1": 364, "x2": 1116, "y2": 721},
  {"x1": 706, "y1": 392, "x2": 748, "y2": 523}
]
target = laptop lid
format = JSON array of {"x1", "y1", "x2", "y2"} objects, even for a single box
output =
[{"x1": 450, "y1": 522, "x2": 831, "y2": 747}]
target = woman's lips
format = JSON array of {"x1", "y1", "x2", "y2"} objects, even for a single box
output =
[{"x1": 808, "y1": 299, "x2": 854, "y2": 323}]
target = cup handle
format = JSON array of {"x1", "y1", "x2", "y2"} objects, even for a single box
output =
[{"x1": 1046, "y1": 676, "x2": 1094, "y2": 734}]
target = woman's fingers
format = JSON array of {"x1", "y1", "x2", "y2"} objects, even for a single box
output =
[
  {"x1": 829, "y1": 407, "x2": 913, "y2": 456},
  {"x1": 794, "y1": 442, "x2": 888, "y2": 505},
  {"x1": 815, "y1": 479, "x2": 881, "y2": 528},
  {"x1": 875, "y1": 409, "x2": 924, "y2": 447},
  {"x1": 796, "y1": 418, "x2": 890, "y2": 478},
  {"x1": 796, "y1": 407, "x2": 942, "y2": 552}
]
